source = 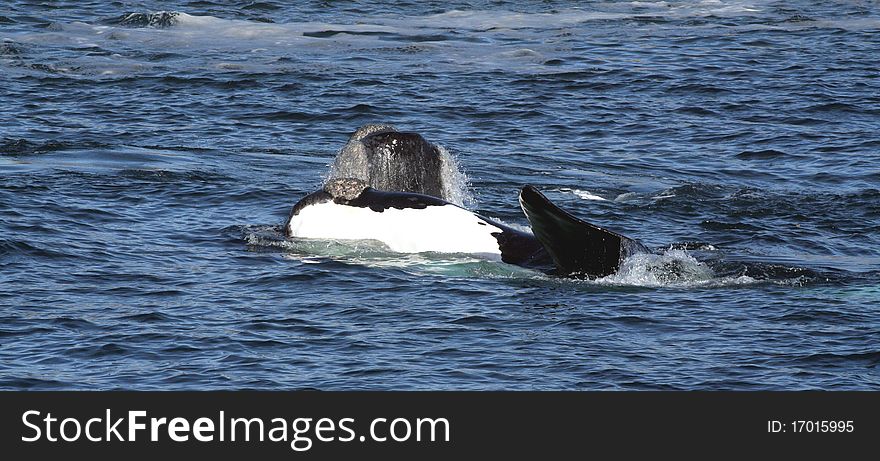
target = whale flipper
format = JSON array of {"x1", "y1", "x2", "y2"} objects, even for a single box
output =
[{"x1": 519, "y1": 185, "x2": 646, "y2": 278}]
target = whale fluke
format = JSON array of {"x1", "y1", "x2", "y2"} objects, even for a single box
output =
[{"x1": 519, "y1": 185, "x2": 647, "y2": 278}]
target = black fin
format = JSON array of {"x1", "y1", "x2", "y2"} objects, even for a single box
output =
[
  {"x1": 519, "y1": 185, "x2": 644, "y2": 278},
  {"x1": 491, "y1": 228, "x2": 555, "y2": 273}
]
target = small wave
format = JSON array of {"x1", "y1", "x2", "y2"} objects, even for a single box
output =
[
  {"x1": 667, "y1": 83, "x2": 733, "y2": 95},
  {"x1": 795, "y1": 351, "x2": 880, "y2": 368},
  {"x1": 111, "y1": 11, "x2": 180, "y2": 29},
  {"x1": 0, "y1": 138, "x2": 109, "y2": 156},
  {"x1": 243, "y1": 225, "x2": 391, "y2": 257},
  {"x1": 657, "y1": 183, "x2": 726, "y2": 200},
  {"x1": 781, "y1": 14, "x2": 814, "y2": 24},
  {"x1": 50, "y1": 317, "x2": 99, "y2": 331},
  {"x1": 116, "y1": 169, "x2": 226, "y2": 182},
  {"x1": 776, "y1": 309, "x2": 865, "y2": 324},
  {"x1": 803, "y1": 102, "x2": 862, "y2": 113},
  {"x1": 0, "y1": 40, "x2": 24, "y2": 56},
  {"x1": 303, "y1": 30, "x2": 390, "y2": 39},
  {"x1": 668, "y1": 242, "x2": 718, "y2": 251},
  {"x1": 708, "y1": 259, "x2": 836, "y2": 286},
  {"x1": 65, "y1": 343, "x2": 134, "y2": 359},
  {"x1": 594, "y1": 248, "x2": 752, "y2": 288},
  {"x1": 118, "y1": 312, "x2": 174, "y2": 323},
  {"x1": 700, "y1": 220, "x2": 762, "y2": 231},
  {"x1": 0, "y1": 377, "x2": 68, "y2": 390},
  {"x1": 675, "y1": 106, "x2": 719, "y2": 116},
  {"x1": 560, "y1": 188, "x2": 608, "y2": 201},
  {"x1": 0, "y1": 239, "x2": 74, "y2": 260},
  {"x1": 735, "y1": 149, "x2": 789, "y2": 160},
  {"x1": 499, "y1": 49, "x2": 543, "y2": 59},
  {"x1": 243, "y1": 2, "x2": 282, "y2": 12}
]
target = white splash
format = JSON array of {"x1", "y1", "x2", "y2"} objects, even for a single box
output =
[
  {"x1": 561, "y1": 188, "x2": 608, "y2": 201},
  {"x1": 595, "y1": 248, "x2": 756, "y2": 288},
  {"x1": 437, "y1": 145, "x2": 474, "y2": 208}
]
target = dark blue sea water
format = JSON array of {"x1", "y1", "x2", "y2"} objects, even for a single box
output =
[{"x1": 1, "y1": 1, "x2": 879, "y2": 390}]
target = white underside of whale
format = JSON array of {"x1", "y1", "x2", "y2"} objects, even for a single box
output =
[{"x1": 287, "y1": 201, "x2": 504, "y2": 259}]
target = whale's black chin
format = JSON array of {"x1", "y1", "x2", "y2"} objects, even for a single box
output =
[{"x1": 328, "y1": 124, "x2": 446, "y2": 200}]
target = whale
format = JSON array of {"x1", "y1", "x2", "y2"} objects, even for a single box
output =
[{"x1": 284, "y1": 178, "x2": 648, "y2": 278}]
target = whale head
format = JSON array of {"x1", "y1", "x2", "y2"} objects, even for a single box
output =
[{"x1": 327, "y1": 124, "x2": 445, "y2": 199}]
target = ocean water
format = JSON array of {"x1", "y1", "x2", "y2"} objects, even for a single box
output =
[{"x1": 1, "y1": 0, "x2": 878, "y2": 390}]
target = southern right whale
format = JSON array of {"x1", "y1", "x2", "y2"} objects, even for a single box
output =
[{"x1": 285, "y1": 178, "x2": 648, "y2": 278}]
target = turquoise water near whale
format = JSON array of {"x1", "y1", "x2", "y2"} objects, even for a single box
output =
[{"x1": 1, "y1": 1, "x2": 879, "y2": 389}]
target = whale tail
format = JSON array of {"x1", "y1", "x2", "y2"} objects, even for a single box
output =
[{"x1": 519, "y1": 185, "x2": 646, "y2": 278}]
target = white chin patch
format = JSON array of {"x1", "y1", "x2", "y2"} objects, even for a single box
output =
[{"x1": 288, "y1": 201, "x2": 503, "y2": 258}]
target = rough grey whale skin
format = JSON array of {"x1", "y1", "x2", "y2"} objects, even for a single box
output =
[
  {"x1": 286, "y1": 178, "x2": 647, "y2": 278},
  {"x1": 328, "y1": 124, "x2": 446, "y2": 199}
]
